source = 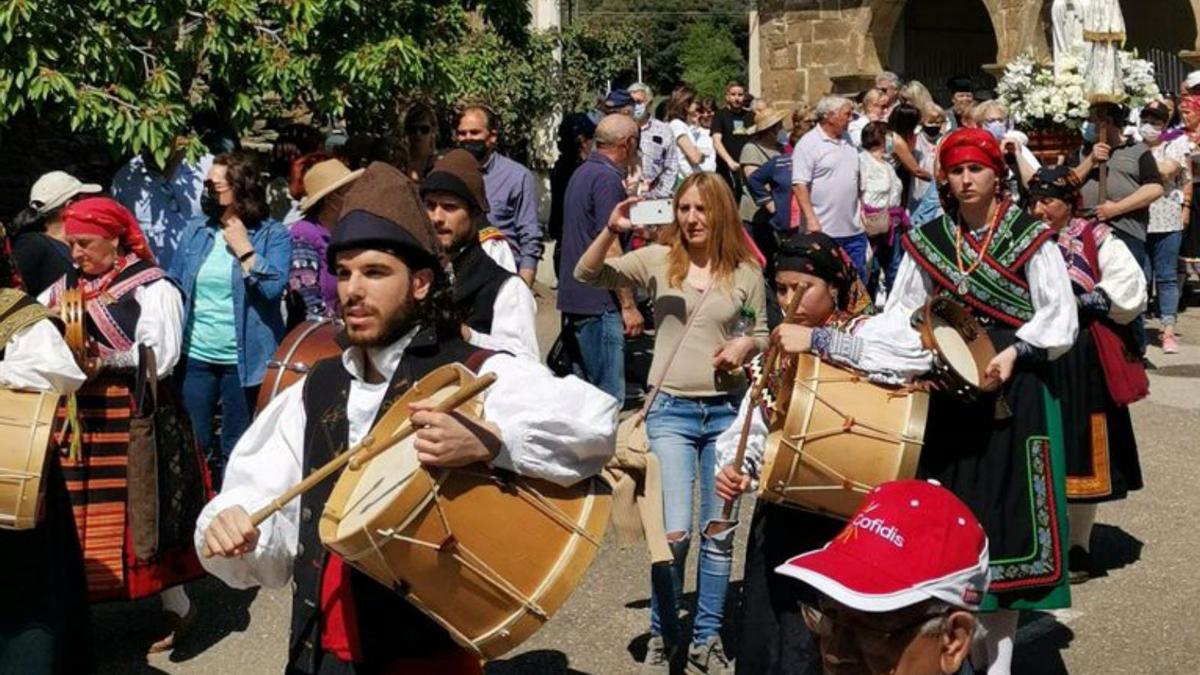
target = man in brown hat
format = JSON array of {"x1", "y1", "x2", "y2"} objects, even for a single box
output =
[
  {"x1": 196, "y1": 161, "x2": 618, "y2": 675},
  {"x1": 421, "y1": 149, "x2": 538, "y2": 359},
  {"x1": 289, "y1": 158, "x2": 364, "y2": 318}
]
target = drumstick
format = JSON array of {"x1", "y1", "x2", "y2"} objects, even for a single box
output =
[
  {"x1": 720, "y1": 283, "x2": 809, "y2": 520},
  {"x1": 201, "y1": 372, "x2": 497, "y2": 558}
]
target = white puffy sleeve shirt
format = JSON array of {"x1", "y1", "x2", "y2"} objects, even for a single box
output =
[
  {"x1": 1094, "y1": 232, "x2": 1147, "y2": 325},
  {"x1": 465, "y1": 276, "x2": 540, "y2": 360},
  {"x1": 38, "y1": 279, "x2": 184, "y2": 378},
  {"x1": 0, "y1": 318, "x2": 86, "y2": 394},
  {"x1": 195, "y1": 347, "x2": 619, "y2": 589},
  {"x1": 825, "y1": 238, "x2": 1078, "y2": 382}
]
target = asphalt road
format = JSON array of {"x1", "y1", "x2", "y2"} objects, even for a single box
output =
[{"x1": 94, "y1": 278, "x2": 1200, "y2": 674}]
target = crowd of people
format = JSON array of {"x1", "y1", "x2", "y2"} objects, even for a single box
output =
[{"x1": 0, "y1": 66, "x2": 1193, "y2": 675}]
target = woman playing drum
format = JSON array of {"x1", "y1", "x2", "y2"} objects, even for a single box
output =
[
  {"x1": 0, "y1": 278, "x2": 89, "y2": 673},
  {"x1": 770, "y1": 128, "x2": 1078, "y2": 675},
  {"x1": 714, "y1": 231, "x2": 874, "y2": 675},
  {"x1": 40, "y1": 197, "x2": 211, "y2": 653},
  {"x1": 1028, "y1": 166, "x2": 1147, "y2": 582}
]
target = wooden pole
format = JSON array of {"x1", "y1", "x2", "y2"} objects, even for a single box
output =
[
  {"x1": 202, "y1": 372, "x2": 497, "y2": 558},
  {"x1": 720, "y1": 283, "x2": 809, "y2": 520}
]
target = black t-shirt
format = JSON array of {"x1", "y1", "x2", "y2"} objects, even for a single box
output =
[
  {"x1": 713, "y1": 108, "x2": 756, "y2": 171},
  {"x1": 13, "y1": 232, "x2": 72, "y2": 297}
]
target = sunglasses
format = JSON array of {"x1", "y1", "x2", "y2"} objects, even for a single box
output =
[{"x1": 407, "y1": 124, "x2": 434, "y2": 136}]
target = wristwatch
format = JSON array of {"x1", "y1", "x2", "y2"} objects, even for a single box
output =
[{"x1": 238, "y1": 249, "x2": 256, "y2": 262}]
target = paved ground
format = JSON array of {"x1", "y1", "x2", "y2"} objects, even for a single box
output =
[{"x1": 95, "y1": 274, "x2": 1200, "y2": 674}]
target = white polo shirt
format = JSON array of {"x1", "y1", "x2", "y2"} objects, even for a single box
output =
[{"x1": 791, "y1": 125, "x2": 862, "y2": 238}]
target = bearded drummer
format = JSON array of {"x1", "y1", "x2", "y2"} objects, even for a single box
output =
[
  {"x1": 713, "y1": 232, "x2": 875, "y2": 675},
  {"x1": 196, "y1": 161, "x2": 618, "y2": 675},
  {"x1": 0, "y1": 277, "x2": 89, "y2": 673},
  {"x1": 730, "y1": 129, "x2": 1078, "y2": 675}
]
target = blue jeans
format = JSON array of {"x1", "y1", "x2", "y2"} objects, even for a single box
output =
[
  {"x1": 563, "y1": 311, "x2": 625, "y2": 403},
  {"x1": 179, "y1": 356, "x2": 257, "y2": 471},
  {"x1": 1147, "y1": 230, "x2": 1183, "y2": 326},
  {"x1": 1111, "y1": 229, "x2": 1149, "y2": 354},
  {"x1": 647, "y1": 391, "x2": 741, "y2": 646},
  {"x1": 833, "y1": 233, "x2": 870, "y2": 285},
  {"x1": 869, "y1": 235, "x2": 906, "y2": 298}
]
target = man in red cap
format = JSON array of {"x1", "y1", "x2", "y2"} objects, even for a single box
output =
[{"x1": 775, "y1": 480, "x2": 989, "y2": 675}]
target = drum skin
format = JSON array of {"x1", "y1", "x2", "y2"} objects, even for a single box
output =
[
  {"x1": 757, "y1": 354, "x2": 928, "y2": 520},
  {"x1": 0, "y1": 390, "x2": 60, "y2": 530},
  {"x1": 255, "y1": 319, "x2": 343, "y2": 414},
  {"x1": 319, "y1": 364, "x2": 611, "y2": 660}
]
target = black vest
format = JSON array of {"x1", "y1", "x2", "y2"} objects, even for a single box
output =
[
  {"x1": 288, "y1": 328, "x2": 487, "y2": 674},
  {"x1": 451, "y1": 240, "x2": 513, "y2": 336},
  {"x1": 65, "y1": 260, "x2": 170, "y2": 351}
]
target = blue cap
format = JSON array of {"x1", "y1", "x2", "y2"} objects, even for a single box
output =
[{"x1": 604, "y1": 89, "x2": 634, "y2": 111}]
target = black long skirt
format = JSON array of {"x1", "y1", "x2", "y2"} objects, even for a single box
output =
[
  {"x1": 735, "y1": 500, "x2": 842, "y2": 675},
  {"x1": 1048, "y1": 324, "x2": 1143, "y2": 503},
  {"x1": 0, "y1": 456, "x2": 92, "y2": 674},
  {"x1": 917, "y1": 330, "x2": 1071, "y2": 612}
]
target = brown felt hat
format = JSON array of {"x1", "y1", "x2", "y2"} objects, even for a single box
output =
[
  {"x1": 420, "y1": 148, "x2": 489, "y2": 214},
  {"x1": 329, "y1": 161, "x2": 442, "y2": 271}
]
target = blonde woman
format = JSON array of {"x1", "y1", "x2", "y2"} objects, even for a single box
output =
[{"x1": 576, "y1": 172, "x2": 768, "y2": 673}]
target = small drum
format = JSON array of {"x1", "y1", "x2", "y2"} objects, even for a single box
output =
[
  {"x1": 757, "y1": 354, "x2": 928, "y2": 520},
  {"x1": 0, "y1": 390, "x2": 60, "y2": 530},
  {"x1": 255, "y1": 318, "x2": 343, "y2": 413},
  {"x1": 913, "y1": 297, "x2": 1000, "y2": 401},
  {"x1": 59, "y1": 287, "x2": 88, "y2": 368},
  {"x1": 319, "y1": 364, "x2": 611, "y2": 660}
]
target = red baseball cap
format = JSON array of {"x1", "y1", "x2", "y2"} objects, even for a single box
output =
[{"x1": 775, "y1": 479, "x2": 989, "y2": 612}]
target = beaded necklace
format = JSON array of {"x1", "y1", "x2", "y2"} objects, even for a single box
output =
[{"x1": 953, "y1": 198, "x2": 1009, "y2": 295}]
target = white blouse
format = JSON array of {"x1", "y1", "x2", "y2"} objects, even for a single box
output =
[
  {"x1": 859, "y1": 151, "x2": 903, "y2": 210},
  {"x1": 38, "y1": 279, "x2": 184, "y2": 378},
  {"x1": 0, "y1": 318, "x2": 86, "y2": 394},
  {"x1": 1092, "y1": 230, "x2": 1148, "y2": 326},
  {"x1": 824, "y1": 237, "x2": 1079, "y2": 383},
  {"x1": 194, "y1": 332, "x2": 619, "y2": 590},
  {"x1": 464, "y1": 276, "x2": 540, "y2": 361}
]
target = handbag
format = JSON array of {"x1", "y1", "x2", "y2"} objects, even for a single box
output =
[
  {"x1": 545, "y1": 322, "x2": 576, "y2": 377},
  {"x1": 1080, "y1": 224, "x2": 1149, "y2": 406},
  {"x1": 617, "y1": 285, "x2": 714, "y2": 454},
  {"x1": 127, "y1": 345, "x2": 212, "y2": 561}
]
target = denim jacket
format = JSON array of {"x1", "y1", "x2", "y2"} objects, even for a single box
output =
[
  {"x1": 168, "y1": 216, "x2": 292, "y2": 386},
  {"x1": 747, "y1": 153, "x2": 795, "y2": 232}
]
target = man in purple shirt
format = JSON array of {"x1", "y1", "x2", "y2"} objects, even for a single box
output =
[
  {"x1": 557, "y1": 114, "x2": 642, "y2": 402},
  {"x1": 456, "y1": 106, "x2": 542, "y2": 286}
]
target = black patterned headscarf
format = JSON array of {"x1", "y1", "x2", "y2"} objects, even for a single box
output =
[{"x1": 774, "y1": 231, "x2": 872, "y2": 317}]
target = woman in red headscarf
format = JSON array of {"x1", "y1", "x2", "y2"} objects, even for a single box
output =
[
  {"x1": 39, "y1": 196, "x2": 211, "y2": 654},
  {"x1": 769, "y1": 128, "x2": 1078, "y2": 675}
]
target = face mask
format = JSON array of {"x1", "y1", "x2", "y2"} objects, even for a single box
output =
[
  {"x1": 1081, "y1": 121, "x2": 1098, "y2": 143},
  {"x1": 923, "y1": 125, "x2": 942, "y2": 139},
  {"x1": 200, "y1": 190, "x2": 223, "y2": 219},
  {"x1": 633, "y1": 103, "x2": 647, "y2": 120},
  {"x1": 983, "y1": 119, "x2": 1008, "y2": 141},
  {"x1": 1139, "y1": 123, "x2": 1162, "y2": 143},
  {"x1": 458, "y1": 140, "x2": 489, "y2": 162}
]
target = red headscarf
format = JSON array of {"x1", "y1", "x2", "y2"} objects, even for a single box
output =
[
  {"x1": 63, "y1": 196, "x2": 156, "y2": 264},
  {"x1": 938, "y1": 127, "x2": 1007, "y2": 177}
]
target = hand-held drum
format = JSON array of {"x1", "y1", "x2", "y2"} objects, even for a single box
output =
[
  {"x1": 59, "y1": 288, "x2": 88, "y2": 368},
  {"x1": 0, "y1": 390, "x2": 61, "y2": 530},
  {"x1": 912, "y1": 297, "x2": 1001, "y2": 401},
  {"x1": 319, "y1": 364, "x2": 612, "y2": 660},
  {"x1": 255, "y1": 319, "x2": 343, "y2": 413},
  {"x1": 757, "y1": 354, "x2": 928, "y2": 520}
]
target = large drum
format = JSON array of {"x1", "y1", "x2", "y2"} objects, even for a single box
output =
[
  {"x1": 319, "y1": 364, "x2": 611, "y2": 660},
  {"x1": 0, "y1": 389, "x2": 60, "y2": 530},
  {"x1": 255, "y1": 318, "x2": 343, "y2": 413},
  {"x1": 757, "y1": 354, "x2": 928, "y2": 520}
]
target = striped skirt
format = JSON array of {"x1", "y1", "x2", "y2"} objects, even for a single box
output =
[{"x1": 57, "y1": 372, "x2": 209, "y2": 602}]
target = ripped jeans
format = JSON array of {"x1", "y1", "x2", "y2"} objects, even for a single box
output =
[{"x1": 646, "y1": 391, "x2": 741, "y2": 646}]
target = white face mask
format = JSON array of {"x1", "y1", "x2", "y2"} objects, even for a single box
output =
[{"x1": 1139, "y1": 123, "x2": 1162, "y2": 143}]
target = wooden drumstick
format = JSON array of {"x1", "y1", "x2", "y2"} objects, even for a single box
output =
[
  {"x1": 201, "y1": 372, "x2": 497, "y2": 558},
  {"x1": 720, "y1": 283, "x2": 809, "y2": 520}
]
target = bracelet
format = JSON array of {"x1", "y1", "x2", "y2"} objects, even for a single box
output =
[{"x1": 237, "y1": 249, "x2": 256, "y2": 262}]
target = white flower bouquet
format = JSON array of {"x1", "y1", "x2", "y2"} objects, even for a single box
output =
[
  {"x1": 998, "y1": 51, "x2": 1162, "y2": 131},
  {"x1": 1119, "y1": 51, "x2": 1162, "y2": 108}
]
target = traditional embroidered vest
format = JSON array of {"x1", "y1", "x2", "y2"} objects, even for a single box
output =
[
  {"x1": 902, "y1": 206, "x2": 1054, "y2": 328},
  {"x1": 289, "y1": 328, "x2": 491, "y2": 673},
  {"x1": 0, "y1": 288, "x2": 56, "y2": 355},
  {"x1": 46, "y1": 259, "x2": 170, "y2": 357},
  {"x1": 1056, "y1": 218, "x2": 1105, "y2": 295},
  {"x1": 452, "y1": 239, "x2": 514, "y2": 336}
]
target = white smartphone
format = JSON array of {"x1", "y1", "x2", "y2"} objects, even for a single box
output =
[{"x1": 630, "y1": 199, "x2": 674, "y2": 228}]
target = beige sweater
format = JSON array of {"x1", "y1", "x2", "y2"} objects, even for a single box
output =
[{"x1": 575, "y1": 244, "x2": 768, "y2": 397}]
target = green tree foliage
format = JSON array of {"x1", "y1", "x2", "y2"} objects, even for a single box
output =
[{"x1": 678, "y1": 21, "x2": 747, "y2": 101}]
